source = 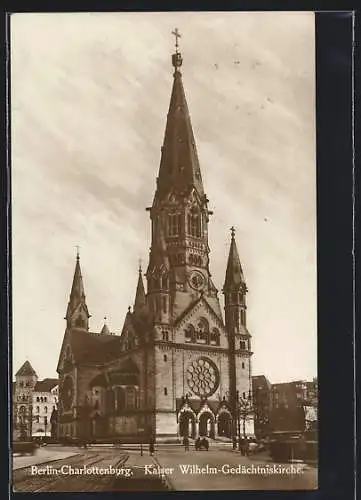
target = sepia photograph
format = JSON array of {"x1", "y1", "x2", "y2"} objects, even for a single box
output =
[{"x1": 11, "y1": 11, "x2": 318, "y2": 491}]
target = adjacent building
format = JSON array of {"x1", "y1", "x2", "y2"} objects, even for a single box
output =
[
  {"x1": 56, "y1": 44, "x2": 255, "y2": 441},
  {"x1": 252, "y1": 375, "x2": 272, "y2": 438},
  {"x1": 13, "y1": 361, "x2": 58, "y2": 440}
]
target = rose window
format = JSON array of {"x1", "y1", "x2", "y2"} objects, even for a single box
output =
[{"x1": 186, "y1": 357, "x2": 219, "y2": 397}]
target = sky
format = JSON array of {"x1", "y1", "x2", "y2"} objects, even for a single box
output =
[{"x1": 11, "y1": 12, "x2": 316, "y2": 383}]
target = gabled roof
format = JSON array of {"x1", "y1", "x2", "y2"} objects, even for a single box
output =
[
  {"x1": 15, "y1": 360, "x2": 37, "y2": 377},
  {"x1": 34, "y1": 378, "x2": 58, "y2": 392},
  {"x1": 64, "y1": 329, "x2": 121, "y2": 365},
  {"x1": 174, "y1": 295, "x2": 225, "y2": 330}
]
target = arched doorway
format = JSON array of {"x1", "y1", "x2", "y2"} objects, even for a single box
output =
[
  {"x1": 179, "y1": 412, "x2": 196, "y2": 438},
  {"x1": 199, "y1": 412, "x2": 215, "y2": 438},
  {"x1": 218, "y1": 411, "x2": 232, "y2": 438}
]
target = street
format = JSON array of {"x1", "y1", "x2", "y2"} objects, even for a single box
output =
[{"x1": 12, "y1": 444, "x2": 317, "y2": 492}]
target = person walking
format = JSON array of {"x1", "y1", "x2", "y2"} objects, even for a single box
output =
[
  {"x1": 183, "y1": 436, "x2": 190, "y2": 451},
  {"x1": 149, "y1": 437, "x2": 155, "y2": 456}
]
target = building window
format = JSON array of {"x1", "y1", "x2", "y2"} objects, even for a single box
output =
[
  {"x1": 164, "y1": 387, "x2": 168, "y2": 396},
  {"x1": 125, "y1": 387, "x2": 136, "y2": 410},
  {"x1": 162, "y1": 296, "x2": 167, "y2": 313},
  {"x1": 162, "y1": 330, "x2": 169, "y2": 341},
  {"x1": 34, "y1": 415, "x2": 39, "y2": 423},
  {"x1": 168, "y1": 213, "x2": 181, "y2": 236},
  {"x1": 240, "y1": 341, "x2": 246, "y2": 350},
  {"x1": 188, "y1": 211, "x2": 201, "y2": 237},
  {"x1": 44, "y1": 397, "x2": 47, "y2": 402},
  {"x1": 242, "y1": 392, "x2": 246, "y2": 399},
  {"x1": 44, "y1": 406, "x2": 48, "y2": 413},
  {"x1": 161, "y1": 276, "x2": 168, "y2": 289},
  {"x1": 19, "y1": 382, "x2": 24, "y2": 387},
  {"x1": 185, "y1": 325, "x2": 195, "y2": 343},
  {"x1": 164, "y1": 355, "x2": 167, "y2": 362},
  {"x1": 197, "y1": 317, "x2": 209, "y2": 343},
  {"x1": 36, "y1": 397, "x2": 40, "y2": 402},
  {"x1": 44, "y1": 416, "x2": 48, "y2": 426},
  {"x1": 241, "y1": 310, "x2": 246, "y2": 325},
  {"x1": 36, "y1": 406, "x2": 40, "y2": 413},
  {"x1": 210, "y1": 328, "x2": 220, "y2": 346},
  {"x1": 242, "y1": 362, "x2": 245, "y2": 369}
]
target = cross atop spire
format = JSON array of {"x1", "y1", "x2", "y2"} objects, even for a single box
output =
[
  {"x1": 230, "y1": 226, "x2": 236, "y2": 239},
  {"x1": 171, "y1": 28, "x2": 183, "y2": 72},
  {"x1": 172, "y1": 28, "x2": 181, "y2": 54}
]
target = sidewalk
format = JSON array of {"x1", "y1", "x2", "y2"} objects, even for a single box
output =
[{"x1": 12, "y1": 448, "x2": 80, "y2": 471}]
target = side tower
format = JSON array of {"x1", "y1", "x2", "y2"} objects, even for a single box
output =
[
  {"x1": 57, "y1": 251, "x2": 92, "y2": 439},
  {"x1": 223, "y1": 227, "x2": 254, "y2": 437},
  {"x1": 14, "y1": 361, "x2": 38, "y2": 440}
]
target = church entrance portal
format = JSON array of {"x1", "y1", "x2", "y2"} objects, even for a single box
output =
[
  {"x1": 199, "y1": 412, "x2": 215, "y2": 438},
  {"x1": 218, "y1": 412, "x2": 232, "y2": 438},
  {"x1": 179, "y1": 412, "x2": 196, "y2": 438}
]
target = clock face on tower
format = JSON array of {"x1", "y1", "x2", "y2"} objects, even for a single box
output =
[
  {"x1": 188, "y1": 270, "x2": 205, "y2": 291},
  {"x1": 61, "y1": 376, "x2": 74, "y2": 411},
  {"x1": 186, "y1": 357, "x2": 220, "y2": 397}
]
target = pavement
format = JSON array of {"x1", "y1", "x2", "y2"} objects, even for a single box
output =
[{"x1": 13, "y1": 447, "x2": 80, "y2": 471}]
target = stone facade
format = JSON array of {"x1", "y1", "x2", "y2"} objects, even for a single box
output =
[
  {"x1": 13, "y1": 361, "x2": 58, "y2": 440},
  {"x1": 56, "y1": 46, "x2": 255, "y2": 441}
]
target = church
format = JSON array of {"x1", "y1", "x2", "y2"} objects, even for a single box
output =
[{"x1": 57, "y1": 37, "x2": 254, "y2": 441}]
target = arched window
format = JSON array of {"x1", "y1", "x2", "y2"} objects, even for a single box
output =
[
  {"x1": 44, "y1": 406, "x2": 48, "y2": 413},
  {"x1": 116, "y1": 387, "x2": 125, "y2": 410},
  {"x1": 36, "y1": 397, "x2": 40, "y2": 402},
  {"x1": 44, "y1": 397, "x2": 47, "y2": 402},
  {"x1": 210, "y1": 328, "x2": 220, "y2": 346},
  {"x1": 185, "y1": 324, "x2": 195, "y2": 343},
  {"x1": 125, "y1": 387, "x2": 136, "y2": 410},
  {"x1": 161, "y1": 275, "x2": 168, "y2": 289},
  {"x1": 75, "y1": 315, "x2": 84, "y2": 328},
  {"x1": 36, "y1": 406, "x2": 40, "y2": 413},
  {"x1": 168, "y1": 214, "x2": 181, "y2": 236},
  {"x1": 241, "y1": 309, "x2": 246, "y2": 325},
  {"x1": 188, "y1": 210, "x2": 202, "y2": 237},
  {"x1": 240, "y1": 340, "x2": 246, "y2": 350},
  {"x1": 197, "y1": 318, "x2": 209, "y2": 343},
  {"x1": 106, "y1": 389, "x2": 116, "y2": 413}
]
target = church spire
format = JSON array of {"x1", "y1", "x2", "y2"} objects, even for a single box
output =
[
  {"x1": 134, "y1": 261, "x2": 147, "y2": 314},
  {"x1": 224, "y1": 227, "x2": 246, "y2": 291},
  {"x1": 65, "y1": 249, "x2": 90, "y2": 330},
  {"x1": 154, "y1": 30, "x2": 205, "y2": 202},
  {"x1": 100, "y1": 317, "x2": 110, "y2": 335}
]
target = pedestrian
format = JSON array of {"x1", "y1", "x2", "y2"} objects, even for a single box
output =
[
  {"x1": 183, "y1": 436, "x2": 189, "y2": 451},
  {"x1": 239, "y1": 437, "x2": 245, "y2": 456},
  {"x1": 149, "y1": 437, "x2": 155, "y2": 456}
]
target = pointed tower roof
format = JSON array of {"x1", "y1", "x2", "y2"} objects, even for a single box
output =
[
  {"x1": 147, "y1": 219, "x2": 170, "y2": 276},
  {"x1": 155, "y1": 36, "x2": 205, "y2": 201},
  {"x1": 15, "y1": 360, "x2": 37, "y2": 377},
  {"x1": 100, "y1": 317, "x2": 111, "y2": 335},
  {"x1": 65, "y1": 250, "x2": 91, "y2": 321},
  {"x1": 224, "y1": 227, "x2": 246, "y2": 290},
  {"x1": 134, "y1": 263, "x2": 147, "y2": 312}
]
